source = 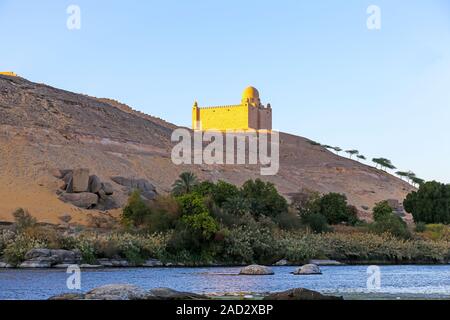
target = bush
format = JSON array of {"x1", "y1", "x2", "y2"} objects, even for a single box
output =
[
  {"x1": 422, "y1": 224, "x2": 450, "y2": 241},
  {"x1": 404, "y1": 181, "x2": 450, "y2": 224},
  {"x1": 301, "y1": 212, "x2": 331, "y2": 233},
  {"x1": 176, "y1": 193, "x2": 208, "y2": 216},
  {"x1": 273, "y1": 211, "x2": 303, "y2": 230},
  {"x1": 415, "y1": 222, "x2": 427, "y2": 233},
  {"x1": 369, "y1": 215, "x2": 410, "y2": 239},
  {"x1": 122, "y1": 190, "x2": 150, "y2": 227},
  {"x1": 11, "y1": 208, "x2": 36, "y2": 232},
  {"x1": 3, "y1": 234, "x2": 46, "y2": 266},
  {"x1": 373, "y1": 201, "x2": 394, "y2": 221}
]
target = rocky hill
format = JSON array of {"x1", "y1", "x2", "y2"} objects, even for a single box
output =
[{"x1": 0, "y1": 75, "x2": 414, "y2": 224}]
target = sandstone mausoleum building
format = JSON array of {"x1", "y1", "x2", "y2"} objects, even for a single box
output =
[{"x1": 192, "y1": 86, "x2": 272, "y2": 131}]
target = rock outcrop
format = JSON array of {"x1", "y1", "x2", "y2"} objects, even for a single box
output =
[
  {"x1": 239, "y1": 265, "x2": 274, "y2": 275},
  {"x1": 19, "y1": 248, "x2": 81, "y2": 268},
  {"x1": 263, "y1": 288, "x2": 343, "y2": 300},
  {"x1": 56, "y1": 169, "x2": 117, "y2": 210},
  {"x1": 111, "y1": 176, "x2": 157, "y2": 200},
  {"x1": 48, "y1": 285, "x2": 208, "y2": 300},
  {"x1": 85, "y1": 284, "x2": 149, "y2": 300}
]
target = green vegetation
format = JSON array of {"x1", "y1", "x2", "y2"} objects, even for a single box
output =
[
  {"x1": 1, "y1": 173, "x2": 450, "y2": 267},
  {"x1": 369, "y1": 201, "x2": 410, "y2": 239},
  {"x1": 404, "y1": 181, "x2": 450, "y2": 224}
]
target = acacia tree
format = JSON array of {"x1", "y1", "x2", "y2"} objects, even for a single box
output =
[
  {"x1": 372, "y1": 158, "x2": 396, "y2": 171},
  {"x1": 345, "y1": 150, "x2": 359, "y2": 159},
  {"x1": 357, "y1": 155, "x2": 366, "y2": 162},
  {"x1": 333, "y1": 147, "x2": 342, "y2": 155}
]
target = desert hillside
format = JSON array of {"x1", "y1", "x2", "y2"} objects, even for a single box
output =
[{"x1": 0, "y1": 75, "x2": 414, "y2": 224}]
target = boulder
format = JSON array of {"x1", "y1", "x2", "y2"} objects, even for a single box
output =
[
  {"x1": 59, "y1": 192, "x2": 98, "y2": 209},
  {"x1": 97, "y1": 259, "x2": 131, "y2": 267},
  {"x1": 274, "y1": 259, "x2": 288, "y2": 266},
  {"x1": 142, "y1": 259, "x2": 163, "y2": 267},
  {"x1": 20, "y1": 248, "x2": 82, "y2": 268},
  {"x1": 148, "y1": 288, "x2": 207, "y2": 300},
  {"x1": 85, "y1": 284, "x2": 150, "y2": 300},
  {"x1": 72, "y1": 168, "x2": 90, "y2": 193},
  {"x1": 263, "y1": 288, "x2": 343, "y2": 300},
  {"x1": 309, "y1": 259, "x2": 342, "y2": 266},
  {"x1": 49, "y1": 293, "x2": 86, "y2": 300},
  {"x1": 88, "y1": 175, "x2": 102, "y2": 193},
  {"x1": 102, "y1": 182, "x2": 114, "y2": 195},
  {"x1": 239, "y1": 265, "x2": 274, "y2": 275},
  {"x1": 111, "y1": 176, "x2": 157, "y2": 200},
  {"x1": 0, "y1": 261, "x2": 13, "y2": 268},
  {"x1": 293, "y1": 264, "x2": 322, "y2": 275}
]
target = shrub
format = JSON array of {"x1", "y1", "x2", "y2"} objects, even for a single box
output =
[
  {"x1": 11, "y1": 208, "x2": 36, "y2": 232},
  {"x1": 301, "y1": 212, "x2": 331, "y2": 233},
  {"x1": 181, "y1": 211, "x2": 219, "y2": 240},
  {"x1": 176, "y1": 193, "x2": 208, "y2": 216},
  {"x1": 122, "y1": 190, "x2": 150, "y2": 227},
  {"x1": 273, "y1": 211, "x2": 303, "y2": 230},
  {"x1": 422, "y1": 224, "x2": 450, "y2": 241},
  {"x1": 373, "y1": 201, "x2": 394, "y2": 221},
  {"x1": 369, "y1": 215, "x2": 410, "y2": 239},
  {"x1": 3, "y1": 234, "x2": 46, "y2": 266},
  {"x1": 415, "y1": 221, "x2": 427, "y2": 233}
]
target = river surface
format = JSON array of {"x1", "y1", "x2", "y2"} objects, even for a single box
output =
[{"x1": 1, "y1": 265, "x2": 450, "y2": 300}]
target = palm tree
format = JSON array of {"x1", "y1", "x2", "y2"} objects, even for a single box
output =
[{"x1": 171, "y1": 172, "x2": 198, "y2": 196}]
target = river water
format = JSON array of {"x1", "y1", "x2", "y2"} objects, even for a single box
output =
[{"x1": 1, "y1": 265, "x2": 450, "y2": 300}]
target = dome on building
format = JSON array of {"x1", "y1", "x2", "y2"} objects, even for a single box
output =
[{"x1": 242, "y1": 86, "x2": 260, "y2": 101}]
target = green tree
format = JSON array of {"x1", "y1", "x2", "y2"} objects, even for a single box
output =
[
  {"x1": 373, "y1": 201, "x2": 394, "y2": 221},
  {"x1": 182, "y1": 211, "x2": 219, "y2": 240},
  {"x1": 122, "y1": 190, "x2": 150, "y2": 227},
  {"x1": 345, "y1": 150, "x2": 359, "y2": 159},
  {"x1": 333, "y1": 147, "x2": 342, "y2": 155},
  {"x1": 176, "y1": 193, "x2": 208, "y2": 217},
  {"x1": 357, "y1": 155, "x2": 366, "y2": 161},
  {"x1": 241, "y1": 179, "x2": 288, "y2": 217},
  {"x1": 171, "y1": 172, "x2": 198, "y2": 196},
  {"x1": 370, "y1": 202, "x2": 410, "y2": 239},
  {"x1": 372, "y1": 158, "x2": 396, "y2": 171},
  {"x1": 404, "y1": 181, "x2": 450, "y2": 224},
  {"x1": 317, "y1": 193, "x2": 355, "y2": 225}
]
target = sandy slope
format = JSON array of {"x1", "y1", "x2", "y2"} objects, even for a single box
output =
[{"x1": 0, "y1": 75, "x2": 414, "y2": 223}]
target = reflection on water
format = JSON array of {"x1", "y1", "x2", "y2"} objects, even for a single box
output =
[{"x1": 0, "y1": 265, "x2": 450, "y2": 300}]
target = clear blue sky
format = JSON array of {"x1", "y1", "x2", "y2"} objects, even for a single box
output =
[{"x1": 1, "y1": 0, "x2": 449, "y2": 182}]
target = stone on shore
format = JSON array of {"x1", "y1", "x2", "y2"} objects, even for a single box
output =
[
  {"x1": 293, "y1": 264, "x2": 322, "y2": 275},
  {"x1": 19, "y1": 248, "x2": 81, "y2": 268},
  {"x1": 274, "y1": 259, "x2": 288, "y2": 266},
  {"x1": 239, "y1": 265, "x2": 274, "y2": 275},
  {"x1": 85, "y1": 284, "x2": 149, "y2": 300},
  {"x1": 148, "y1": 288, "x2": 208, "y2": 300},
  {"x1": 49, "y1": 293, "x2": 86, "y2": 300},
  {"x1": 309, "y1": 259, "x2": 343, "y2": 266},
  {"x1": 143, "y1": 259, "x2": 163, "y2": 267},
  {"x1": 263, "y1": 288, "x2": 343, "y2": 300}
]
